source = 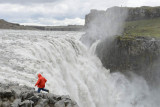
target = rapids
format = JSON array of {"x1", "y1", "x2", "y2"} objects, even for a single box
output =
[{"x1": 0, "y1": 30, "x2": 158, "y2": 107}]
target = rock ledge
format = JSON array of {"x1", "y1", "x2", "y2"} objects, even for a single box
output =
[{"x1": 0, "y1": 83, "x2": 78, "y2": 107}]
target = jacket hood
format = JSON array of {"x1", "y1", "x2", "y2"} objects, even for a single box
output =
[{"x1": 38, "y1": 73, "x2": 42, "y2": 78}]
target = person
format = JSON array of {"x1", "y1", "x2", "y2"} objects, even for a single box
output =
[{"x1": 35, "y1": 73, "x2": 49, "y2": 93}]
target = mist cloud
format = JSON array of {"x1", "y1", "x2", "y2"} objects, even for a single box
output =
[{"x1": 0, "y1": 0, "x2": 160, "y2": 25}]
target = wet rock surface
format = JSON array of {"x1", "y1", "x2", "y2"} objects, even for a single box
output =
[
  {"x1": 96, "y1": 36, "x2": 160, "y2": 84},
  {"x1": 0, "y1": 83, "x2": 78, "y2": 107}
]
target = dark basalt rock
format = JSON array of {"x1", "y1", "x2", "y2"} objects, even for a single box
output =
[
  {"x1": 96, "y1": 36, "x2": 160, "y2": 84},
  {"x1": 0, "y1": 83, "x2": 78, "y2": 107}
]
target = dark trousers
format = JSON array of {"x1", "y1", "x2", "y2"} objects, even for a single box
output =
[{"x1": 38, "y1": 88, "x2": 49, "y2": 93}]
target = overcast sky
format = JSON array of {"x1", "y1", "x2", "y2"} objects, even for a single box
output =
[{"x1": 0, "y1": 0, "x2": 160, "y2": 26}]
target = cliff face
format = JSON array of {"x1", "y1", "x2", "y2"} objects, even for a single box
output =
[
  {"x1": 96, "y1": 36, "x2": 160, "y2": 82},
  {"x1": 127, "y1": 6, "x2": 160, "y2": 21},
  {"x1": 85, "y1": 6, "x2": 160, "y2": 27}
]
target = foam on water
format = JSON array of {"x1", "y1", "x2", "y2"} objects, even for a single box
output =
[{"x1": 0, "y1": 30, "x2": 158, "y2": 107}]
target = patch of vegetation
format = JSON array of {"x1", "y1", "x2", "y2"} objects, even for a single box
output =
[
  {"x1": 123, "y1": 18, "x2": 160, "y2": 38},
  {"x1": 117, "y1": 35, "x2": 135, "y2": 41}
]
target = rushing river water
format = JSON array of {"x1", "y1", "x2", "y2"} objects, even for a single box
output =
[{"x1": 0, "y1": 30, "x2": 159, "y2": 107}]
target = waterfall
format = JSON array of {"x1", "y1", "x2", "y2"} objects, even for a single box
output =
[{"x1": 0, "y1": 30, "x2": 159, "y2": 107}]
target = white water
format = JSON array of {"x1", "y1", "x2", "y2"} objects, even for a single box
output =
[{"x1": 0, "y1": 30, "x2": 158, "y2": 107}]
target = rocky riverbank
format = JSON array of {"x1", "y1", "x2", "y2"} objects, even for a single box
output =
[{"x1": 0, "y1": 83, "x2": 78, "y2": 107}]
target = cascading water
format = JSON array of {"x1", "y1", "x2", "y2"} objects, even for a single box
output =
[{"x1": 0, "y1": 30, "x2": 159, "y2": 107}]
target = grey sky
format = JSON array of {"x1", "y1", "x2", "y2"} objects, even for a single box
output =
[
  {"x1": 0, "y1": 0, "x2": 60, "y2": 4},
  {"x1": 0, "y1": 0, "x2": 159, "y2": 26}
]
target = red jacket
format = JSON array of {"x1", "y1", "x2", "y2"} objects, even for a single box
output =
[{"x1": 35, "y1": 74, "x2": 47, "y2": 88}]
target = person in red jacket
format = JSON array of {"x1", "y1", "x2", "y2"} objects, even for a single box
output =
[{"x1": 35, "y1": 73, "x2": 49, "y2": 93}]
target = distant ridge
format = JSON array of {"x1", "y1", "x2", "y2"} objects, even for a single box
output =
[
  {"x1": 0, "y1": 19, "x2": 84, "y2": 31},
  {"x1": 0, "y1": 19, "x2": 22, "y2": 29}
]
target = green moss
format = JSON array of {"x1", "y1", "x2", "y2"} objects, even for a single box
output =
[
  {"x1": 117, "y1": 35, "x2": 136, "y2": 41},
  {"x1": 124, "y1": 18, "x2": 160, "y2": 38}
]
